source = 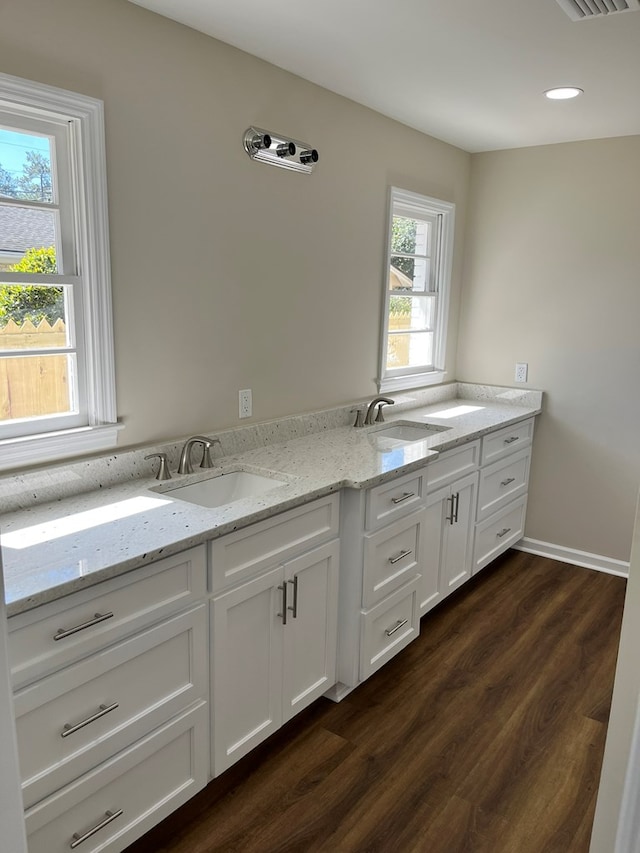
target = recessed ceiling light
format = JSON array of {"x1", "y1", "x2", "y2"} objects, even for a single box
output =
[{"x1": 544, "y1": 87, "x2": 584, "y2": 100}]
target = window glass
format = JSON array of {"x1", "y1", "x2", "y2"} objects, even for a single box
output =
[
  {"x1": 0, "y1": 213, "x2": 58, "y2": 272},
  {"x1": 0, "y1": 128, "x2": 54, "y2": 203}
]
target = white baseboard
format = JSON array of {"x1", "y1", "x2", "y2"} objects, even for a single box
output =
[{"x1": 515, "y1": 537, "x2": 630, "y2": 578}]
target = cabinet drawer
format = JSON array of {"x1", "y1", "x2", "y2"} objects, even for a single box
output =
[
  {"x1": 363, "y1": 512, "x2": 423, "y2": 608},
  {"x1": 476, "y1": 447, "x2": 531, "y2": 522},
  {"x1": 425, "y1": 440, "x2": 480, "y2": 492},
  {"x1": 9, "y1": 546, "x2": 207, "y2": 689},
  {"x1": 481, "y1": 418, "x2": 534, "y2": 465},
  {"x1": 365, "y1": 470, "x2": 424, "y2": 531},
  {"x1": 24, "y1": 702, "x2": 208, "y2": 853},
  {"x1": 14, "y1": 604, "x2": 207, "y2": 808},
  {"x1": 473, "y1": 496, "x2": 527, "y2": 574},
  {"x1": 360, "y1": 578, "x2": 420, "y2": 680},
  {"x1": 209, "y1": 493, "x2": 339, "y2": 592}
]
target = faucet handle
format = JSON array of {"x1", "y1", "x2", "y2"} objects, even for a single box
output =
[
  {"x1": 200, "y1": 438, "x2": 221, "y2": 469},
  {"x1": 145, "y1": 452, "x2": 172, "y2": 480},
  {"x1": 350, "y1": 407, "x2": 365, "y2": 428}
]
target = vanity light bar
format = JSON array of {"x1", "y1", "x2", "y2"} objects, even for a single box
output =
[{"x1": 243, "y1": 126, "x2": 319, "y2": 174}]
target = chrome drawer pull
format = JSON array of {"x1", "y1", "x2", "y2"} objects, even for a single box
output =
[
  {"x1": 391, "y1": 491, "x2": 415, "y2": 505},
  {"x1": 61, "y1": 702, "x2": 119, "y2": 738},
  {"x1": 388, "y1": 549, "x2": 413, "y2": 565},
  {"x1": 54, "y1": 611, "x2": 114, "y2": 641},
  {"x1": 496, "y1": 527, "x2": 512, "y2": 538},
  {"x1": 385, "y1": 619, "x2": 408, "y2": 637},
  {"x1": 70, "y1": 809, "x2": 123, "y2": 848},
  {"x1": 500, "y1": 477, "x2": 516, "y2": 487},
  {"x1": 287, "y1": 575, "x2": 299, "y2": 618},
  {"x1": 504, "y1": 436, "x2": 520, "y2": 444}
]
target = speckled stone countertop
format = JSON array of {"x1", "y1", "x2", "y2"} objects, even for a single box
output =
[{"x1": 0, "y1": 384, "x2": 542, "y2": 616}]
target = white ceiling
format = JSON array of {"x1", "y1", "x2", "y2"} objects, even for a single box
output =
[{"x1": 128, "y1": 0, "x2": 640, "y2": 153}]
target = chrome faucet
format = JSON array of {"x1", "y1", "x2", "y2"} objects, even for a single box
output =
[
  {"x1": 364, "y1": 396, "x2": 394, "y2": 426},
  {"x1": 178, "y1": 436, "x2": 221, "y2": 474}
]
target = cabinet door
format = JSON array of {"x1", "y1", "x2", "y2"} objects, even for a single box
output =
[
  {"x1": 282, "y1": 541, "x2": 339, "y2": 723},
  {"x1": 420, "y1": 486, "x2": 449, "y2": 616},
  {"x1": 211, "y1": 567, "x2": 283, "y2": 776},
  {"x1": 442, "y1": 472, "x2": 478, "y2": 595}
]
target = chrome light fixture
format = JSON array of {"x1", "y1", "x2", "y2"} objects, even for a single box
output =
[{"x1": 243, "y1": 126, "x2": 319, "y2": 174}]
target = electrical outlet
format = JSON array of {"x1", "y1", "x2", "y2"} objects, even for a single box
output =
[
  {"x1": 239, "y1": 389, "x2": 252, "y2": 418},
  {"x1": 515, "y1": 362, "x2": 528, "y2": 383}
]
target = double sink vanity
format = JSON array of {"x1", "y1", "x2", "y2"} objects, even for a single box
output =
[{"x1": 0, "y1": 382, "x2": 541, "y2": 852}]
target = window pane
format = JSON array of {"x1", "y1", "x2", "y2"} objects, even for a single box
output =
[
  {"x1": 0, "y1": 353, "x2": 75, "y2": 421},
  {"x1": 386, "y1": 331, "x2": 434, "y2": 371},
  {"x1": 391, "y1": 216, "x2": 431, "y2": 256},
  {"x1": 0, "y1": 206, "x2": 58, "y2": 272},
  {"x1": 390, "y1": 257, "x2": 431, "y2": 293},
  {"x1": 388, "y1": 294, "x2": 434, "y2": 332},
  {"x1": 0, "y1": 128, "x2": 53, "y2": 203},
  {"x1": 0, "y1": 284, "x2": 66, "y2": 344}
]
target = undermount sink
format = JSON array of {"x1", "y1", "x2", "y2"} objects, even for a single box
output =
[
  {"x1": 164, "y1": 470, "x2": 286, "y2": 508},
  {"x1": 369, "y1": 421, "x2": 451, "y2": 447}
]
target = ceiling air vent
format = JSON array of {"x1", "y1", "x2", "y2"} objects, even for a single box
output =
[{"x1": 556, "y1": 0, "x2": 640, "y2": 20}]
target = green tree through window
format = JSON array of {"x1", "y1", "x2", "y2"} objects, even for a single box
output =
[{"x1": 0, "y1": 246, "x2": 62, "y2": 323}]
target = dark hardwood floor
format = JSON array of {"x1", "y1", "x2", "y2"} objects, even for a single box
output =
[{"x1": 125, "y1": 550, "x2": 626, "y2": 853}]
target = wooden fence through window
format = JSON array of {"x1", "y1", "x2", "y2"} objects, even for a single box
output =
[{"x1": 0, "y1": 318, "x2": 70, "y2": 421}]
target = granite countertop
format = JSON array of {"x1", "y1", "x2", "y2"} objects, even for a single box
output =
[{"x1": 1, "y1": 388, "x2": 542, "y2": 616}]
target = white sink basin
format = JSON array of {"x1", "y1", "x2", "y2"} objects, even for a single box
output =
[
  {"x1": 369, "y1": 422, "x2": 451, "y2": 446},
  {"x1": 164, "y1": 470, "x2": 286, "y2": 508}
]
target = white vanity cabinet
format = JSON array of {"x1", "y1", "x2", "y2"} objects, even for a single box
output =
[
  {"x1": 419, "y1": 441, "x2": 480, "y2": 617},
  {"x1": 8, "y1": 546, "x2": 209, "y2": 852},
  {"x1": 333, "y1": 418, "x2": 537, "y2": 701},
  {"x1": 333, "y1": 468, "x2": 425, "y2": 697},
  {"x1": 209, "y1": 494, "x2": 340, "y2": 776},
  {"x1": 472, "y1": 418, "x2": 534, "y2": 574},
  {"x1": 421, "y1": 471, "x2": 479, "y2": 614}
]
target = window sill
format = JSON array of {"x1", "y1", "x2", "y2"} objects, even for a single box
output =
[
  {"x1": 379, "y1": 370, "x2": 448, "y2": 394},
  {"x1": 0, "y1": 423, "x2": 124, "y2": 473}
]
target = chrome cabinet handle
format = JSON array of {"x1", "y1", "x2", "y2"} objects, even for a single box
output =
[
  {"x1": 287, "y1": 576, "x2": 299, "y2": 618},
  {"x1": 277, "y1": 583, "x2": 288, "y2": 625},
  {"x1": 54, "y1": 611, "x2": 114, "y2": 641},
  {"x1": 446, "y1": 492, "x2": 460, "y2": 525},
  {"x1": 496, "y1": 527, "x2": 512, "y2": 538},
  {"x1": 70, "y1": 809, "x2": 123, "y2": 848},
  {"x1": 500, "y1": 477, "x2": 516, "y2": 487},
  {"x1": 504, "y1": 436, "x2": 519, "y2": 444},
  {"x1": 61, "y1": 702, "x2": 119, "y2": 738},
  {"x1": 391, "y1": 491, "x2": 415, "y2": 505},
  {"x1": 446, "y1": 495, "x2": 455, "y2": 525},
  {"x1": 388, "y1": 549, "x2": 413, "y2": 565},
  {"x1": 385, "y1": 619, "x2": 408, "y2": 637}
]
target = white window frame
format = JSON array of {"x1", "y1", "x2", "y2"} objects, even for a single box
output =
[
  {"x1": 379, "y1": 187, "x2": 455, "y2": 393},
  {"x1": 0, "y1": 72, "x2": 120, "y2": 471}
]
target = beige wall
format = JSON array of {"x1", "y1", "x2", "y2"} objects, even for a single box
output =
[
  {"x1": 459, "y1": 138, "x2": 640, "y2": 563},
  {"x1": 0, "y1": 0, "x2": 469, "y2": 449}
]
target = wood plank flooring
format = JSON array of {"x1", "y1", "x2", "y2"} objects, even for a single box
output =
[{"x1": 125, "y1": 550, "x2": 626, "y2": 853}]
